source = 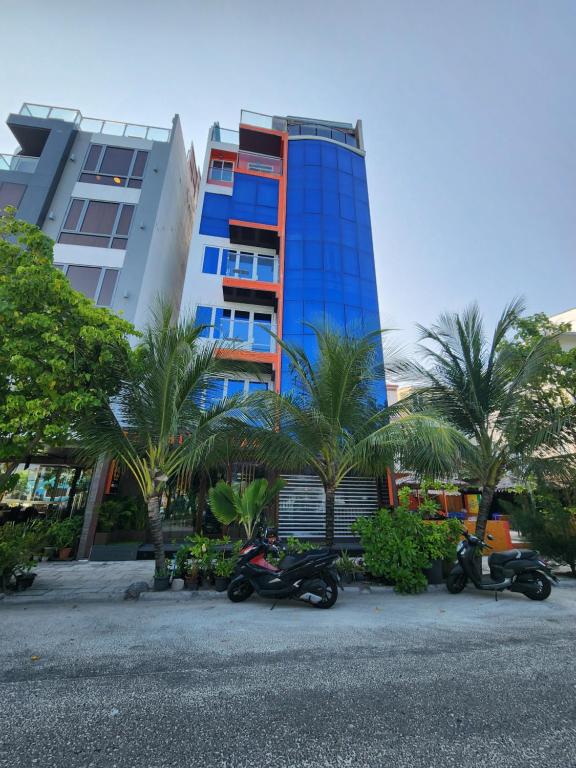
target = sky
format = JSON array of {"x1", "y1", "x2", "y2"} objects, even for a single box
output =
[{"x1": 1, "y1": 0, "x2": 575, "y2": 349}]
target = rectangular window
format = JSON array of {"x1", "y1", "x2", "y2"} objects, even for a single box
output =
[
  {"x1": 79, "y1": 144, "x2": 148, "y2": 188},
  {"x1": 56, "y1": 264, "x2": 119, "y2": 305},
  {"x1": 196, "y1": 306, "x2": 274, "y2": 352},
  {"x1": 58, "y1": 199, "x2": 134, "y2": 249},
  {"x1": 0, "y1": 182, "x2": 26, "y2": 212},
  {"x1": 202, "y1": 246, "x2": 219, "y2": 275},
  {"x1": 209, "y1": 159, "x2": 234, "y2": 183}
]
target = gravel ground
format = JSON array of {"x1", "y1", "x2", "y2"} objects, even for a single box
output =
[{"x1": 1, "y1": 584, "x2": 575, "y2": 768}]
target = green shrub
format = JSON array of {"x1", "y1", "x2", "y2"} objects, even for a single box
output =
[
  {"x1": 285, "y1": 536, "x2": 315, "y2": 554},
  {"x1": 96, "y1": 497, "x2": 147, "y2": 532},
  {"x1": 509, "y1": 493, "x2": 576, "y2": 576},
  {"x1": 0, "y1": 521, "x2": 46, "y2": 590},
  {"x1": 352, "y1": 506, "x2": 460, "y2": 594},
  {"x1": 48, "y1": 516, "x2": 83, "y2": 550}
]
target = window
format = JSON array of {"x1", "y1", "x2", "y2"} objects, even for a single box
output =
[
  {"x1": 196, "y1": 305, "x2": 274, "y2": 352},
  {"x1": 79, "y1": 144, "x2": 148, "y2": 188},
  {"x1": 203, "y1": 377, "x2": 271, "y2": 406},
  {"x1": 58, "y1": 199, "x2": 134, "y2": 249},
  {"x1": 0, "y1": 182, "x2": 26, "y2": 212},
  {"x1": 54, "y1": 264, "x2": 119, "y2": 306},
  {"x1": 201, "y1": 245, "x2": 277, "y2": 282},
  {"x1": 209, "y1": 159, "x2": 234, "y2": 183}
]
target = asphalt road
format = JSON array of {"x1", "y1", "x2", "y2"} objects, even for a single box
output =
[{"x1": 1, "y1": 585, "x2": 575, "y2": 768}]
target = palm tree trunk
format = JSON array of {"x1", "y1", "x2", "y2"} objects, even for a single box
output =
[
  {"x1": 195, "y1": 474, "x2": 207, "y2": 534},
  {"x1": 147, "y1": 495, "x2": 165, "y2": 572},
  {"x1": 475, "y1": 485, "x2": 495, "y2": 541},
  {"x1": 325, "y1": 485, "x2": 336, "y2": 548}
]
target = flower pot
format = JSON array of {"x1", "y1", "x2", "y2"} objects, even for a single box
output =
[
  {"x1": 184, "y1": 575, "x2": 200, "y2": 590},
  {"x1": 15, "y1": 573, "x2": 36, "y2": 591},
  {"x1": 58, "y1": 547, "x2": 73, "y2": 560},
  {"x1": 214, "y1": 576, "x2": 230, "y2": 592},
  {"x1": 423, "y1": 558, "x2": 444, "y2": 585},
  {"x1": 342, "y1": 572, "x2": 355, "y2": 584},
  {"x1": 153, "y1": 575, "x2": 171, "y2": 591},
  {"x1": 42, "y1": 547, "x2": 56, "y2": 562}
]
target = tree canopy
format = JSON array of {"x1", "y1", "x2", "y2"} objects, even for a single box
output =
[{"x1": 0, "y1": 212, "x2": 133, "y2": 490}]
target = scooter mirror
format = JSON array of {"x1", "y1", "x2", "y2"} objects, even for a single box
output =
[{"x1": 487, "y1": 534, "x2": 494, "y2": 541}]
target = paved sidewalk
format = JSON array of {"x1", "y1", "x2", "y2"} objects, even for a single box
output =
[{"x1": 0, "y1": 561, "x2": 155, "y2": 603}]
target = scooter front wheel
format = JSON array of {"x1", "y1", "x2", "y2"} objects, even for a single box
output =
[
  {"x1": 446, "y1": 572, "x2": 467, "y2": 594},
  {"x1": 227, "y1": 577, "x2": 254, "y2": 603}
]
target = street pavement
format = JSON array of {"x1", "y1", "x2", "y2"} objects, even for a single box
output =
[{"x1": 1, "y1": 575, "x2": 575, "y2": 768}]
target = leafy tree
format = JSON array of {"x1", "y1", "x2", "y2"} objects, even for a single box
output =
[
  {"x1": 208, "y1": 477, "x2": 286, "y2": 539},
  {"x1": 410, "y1": 299, "x2": 575, "y2": 540},
  {"x1": 0, "y1": 212, "x2": 133, "y2": 497},
  {"x1": 75, "y1": 302, "x2": 253, "y2": 574},
  {"x1": 239, "y1": 325, "x2": 465, "y2": 546}
]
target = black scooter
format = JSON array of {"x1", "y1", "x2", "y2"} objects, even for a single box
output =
[
  {"x1": 447, "y1": 529, "x2": 558, "y2": 600},
  {"x1": 227, "y1": 530, "x2": 340, "y2": 608}
]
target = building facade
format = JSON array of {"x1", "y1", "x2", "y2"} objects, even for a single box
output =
[
  {"x1": 0, "y1": 102, "x2": 199, "y2": 524},
  {"x1": 180, "y1": 110, "x2": 389, "y2": 537},
  {"x1": 1, "y1": 102, "x2": 199, "y2": 330}
]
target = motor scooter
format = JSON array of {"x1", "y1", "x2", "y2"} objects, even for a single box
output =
[
  {"x1": 227, "y1": 529, "x2": 340, "y2": 608},
  {"x1": 446, "y1": 529, "x2": 558, "y2": 600}
]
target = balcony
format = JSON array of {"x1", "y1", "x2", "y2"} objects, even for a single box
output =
[
  {"x1": 237, "y1": 150, "x2": 282, "y2": 175},
  {"x1": 19, "y1": 103, "x2": 171, "y2": 142},
  {"x1": 210, "y1": 125, "x2": 240, "y2": 145},
  {"x1": 216, "y1": 317, "x2": 276, "y2": 353},
  {"x1": 0, "y1": 154, "x2": 39, "y2": 173},
  {"x1": 222, "y1": 252, "x2": 279, "y2": 308}
]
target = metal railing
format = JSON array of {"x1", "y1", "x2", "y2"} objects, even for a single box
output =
[
  {"x1": 213, "y1": 317, "x2": 276, "y2": 353},
  {"x1": 19, "y1": 103, "x2": 171, "y2": 142},
  {"x1": 210, "y1": 125, "x2": 239, "y2": 145},
  {"x1": 0, "y1": 153, "x2": 39, "y2": 173},
  {"x1": 237, "y1": 149, "x2": 282, "y2": 175}
]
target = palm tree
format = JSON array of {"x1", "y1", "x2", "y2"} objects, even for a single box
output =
[
  {"x1": 208, "y1": 477, "x2": 286, "y2": 539},
  {"x1": 239, "y1": 325, "x2": 465, "y2": 546},
  {"x1": 76, "y1": 303, "x2": 252, "y2": 574},
  {"x1": 410, "y1": 299, "x2": 575, "y2": 540}
]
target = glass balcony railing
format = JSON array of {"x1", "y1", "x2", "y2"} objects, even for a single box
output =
[
  {"x1": 216, "y1": 318, "x2": 276, "y2": 353},
  {"x1": 210, "y1": 125, "x2": 239, "y2": 145},
  {"x1": 240, "y1": 110, "x2": 287, "y2": 132},
  {"x1": 237, "y1": 149, "x2": 282, "y2": 175},
  {"x1": 224, "y1": 253, "x2": 278, "y2": 283},
  {"x1": 19, "y1": 103, "x2": 171, "y2": 142},
  {"x1": 0, "y1": 153, "x2": 39, "y2": 173}
]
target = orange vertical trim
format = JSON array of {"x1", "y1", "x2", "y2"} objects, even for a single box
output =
[
  {"x1": 104, "y1": 460, "x2": 116, "y2": 495},
  {"x1": 386, "y1": 468, "x2": 396, "y2": 507},
  {"x1": 274, "y1": 131, "x2": 288, "y2": 392}
]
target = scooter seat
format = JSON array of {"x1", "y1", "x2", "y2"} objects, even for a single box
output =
[
  {"x1": 489, "y1": 549, "x2": 539, "y2": 566},
  {"x1": 281, "y1": 550, "x2": 331, "y2": 570}
]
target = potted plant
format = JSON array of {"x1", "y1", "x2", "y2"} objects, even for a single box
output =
[
  {"x1": 213, "y1": 556, "x2": 236, "y2": 592},
  {"x1": 48, "y1": 517, "x2": 83, "y2": 560},
  {"x1": 184, "y1": 561, "x2": 200, "y2": 590},
  {"x1": 336, "y1": 550, "x2": 362, "y2": 584},
  {"x1": 153, "y1": 566, "x2": 171, "y2": 591}
]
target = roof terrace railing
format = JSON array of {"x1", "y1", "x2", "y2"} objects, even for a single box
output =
[
  {"x1": 18, "y1": 103, "x2": 171, "y2": 142},
  {"x1": 210, "y1": 125, "x2": 239, "y2": 145},
  {"x1": 240, "y1": 110, "x2": 287, "y2": 132},
  {"x1": 0, "y1": 153, "x2": 39, "y2": 173}
]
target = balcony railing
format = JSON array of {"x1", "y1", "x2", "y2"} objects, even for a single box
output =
[
  {"x1": 19, "y1": 103, "x2": 171, "y2": 142},
  {"x1": 224, "y1": 253, "x2": 278, "y2": 283},
  {"x1": 0, "y1": 154, "x2": 39, "y2": 173},
  {"x1": 240, "y1": 110, "x2": 287, "y2": 132},
  {"x1": 237, "y1": 149, "x2": 282, "y2": 175},
  {"x1": 215, "y1": 318, "x2": 276, "y2": 353},
  {"x1": 210, "y1": 125, "x2": 240, "y2": 145}
]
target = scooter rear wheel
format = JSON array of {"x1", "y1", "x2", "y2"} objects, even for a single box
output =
[
  {"x1": 525, "y1": 573, "x2": 552, "y2": 601},
  {"x1": 311, "y1": 573, "x2": 338, "y2": 609},
  {"x1": 446, "y1": 572, "x2": 467, "y2": 594},
  {"x1": 227, "y1": 578, "x2": 254, "y2": 603}
]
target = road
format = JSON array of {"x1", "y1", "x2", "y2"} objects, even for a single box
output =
[{"x1": 1, "y1": 585, "x2": 575, "y2": 768}]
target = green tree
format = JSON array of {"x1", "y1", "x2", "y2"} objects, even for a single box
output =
[
  {"x1": 0, "y1": 212, "x2": 133, "y2": 497},
  {"x1": 75, "y1": 302, "x2": 253, "y2": 574},
  {"x1": 240, "y1": 325, "x2": 465, "y2": 546},
  {"x1": 208, "y1": 477, "x2": 286, "y2": 539},
  {"x1": 411, "y1": 299, "x2": 575, "y2": 541}
]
